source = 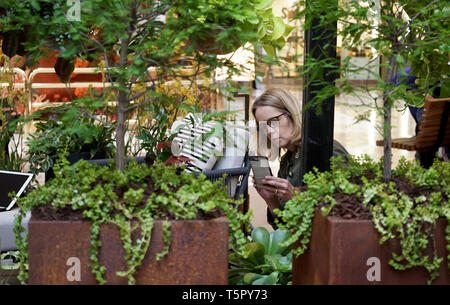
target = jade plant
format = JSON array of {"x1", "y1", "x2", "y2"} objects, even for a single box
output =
[
  {"x1": 13, "y1": 156, "x2": 252, "y2": 284},
  {"x1": 228, "y1": 227, "x2": 292, "y2": 285},
  {"x1": 275, "y1": 155, "x2": 450, "y2": 284}
]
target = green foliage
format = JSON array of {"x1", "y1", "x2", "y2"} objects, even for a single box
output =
[
  {"x1": 276, "y1": 155, "x2": 450, "y2": 284},
  {"x1": 171, "y1": 0, "x2": 294, "y2": 56},
  {"x1": 1, "y1": 0, "x2": 278, "y2": 170},
  {"x1": 155, "y1": 221, "x2": 172, "y2": 261},
  {"x1": 228, "y1": 227, "x2": 292, "y2": 285},
  {"x1": 13, "y1": 158, "x2": 251, "y2": 284},
  {"x1": 25, "y1": 102, "x2": 115, "y2": 175},
  {"x1": 0, "y1": 108, "x2": 24, "y2": 170},
  {"x1": 0, "y1": 251, "x2": 21, "y2": 285},
  {"x1": 0, "y1": 251, "x2": 20, "y2": 270},
  {"x1": 295, "y1": 0, "x2": 449, "y2": 104},
  {"x1": 135, "y1": 104, "x2": 176, "y2": 164},
  {"x1": 0, "y1": 56, "x2": 27, "y2": 171},
  {"x1": 293, "y1": 0, "x2": 450, "y2": 178}
]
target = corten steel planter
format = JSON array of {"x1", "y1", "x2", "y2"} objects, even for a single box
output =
[
  {"x1": 293, "y1": 210, "x2": 450, "y2": 285},
  {"x1": 0, "y1": 269, "x2": 20, "y2": 285},
  {"x1": 28, "y1": 216, "x2": 229, "y2": 285}
]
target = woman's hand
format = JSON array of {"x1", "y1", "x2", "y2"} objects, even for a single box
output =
[
  {"x1": 252, "y1": 177, "x2": 278, "y2": 202},
  {"x1": 261, "y1": 176, "x2": 295, "y2": 202},
  {"x1": 251, "y1": 177, "x2": 283, "y2": 213}
]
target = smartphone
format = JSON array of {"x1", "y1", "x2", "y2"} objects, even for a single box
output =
[{"x1": 249, "y1": 156, "x2": 273, "y2": 187}]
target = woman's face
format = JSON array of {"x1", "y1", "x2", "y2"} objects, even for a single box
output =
[{"x1": 254, "y1": 105, "x2": 294, "y2": 149}]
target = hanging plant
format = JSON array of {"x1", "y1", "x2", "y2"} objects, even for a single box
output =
[
  {"x1": 54, "y1": 56, "x2": 75, "y2": 83},
  {"x1": 1, "y1": 30, "x2": 27, "y2": 58}
]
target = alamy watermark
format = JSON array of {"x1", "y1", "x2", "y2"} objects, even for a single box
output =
[
  {"x1": 170, "y1": 114, "x2": 281, "y2": 161},
  {"x1": 366, "y1": 257, "x2": 381, "y2": 282},
  {"x1": 67, "y1": 0, "x2": 81, "y2": 22},
  {"x1": 66, "y1": 257, "x2": 81, "y2": 281}
]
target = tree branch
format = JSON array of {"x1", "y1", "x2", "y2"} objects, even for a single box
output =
[
  {"x1": 78, "y1": 108, "x2": 114, "y2": 128},
  {"x1": 125, "y1": 96, "x2": 158, "y2": 112},
  {"x1": 398, "y1": 0, "x2": 441, "y2": 43},
  {"x1": 78, "y1": 31, "x2": 116, "y2": 84}
]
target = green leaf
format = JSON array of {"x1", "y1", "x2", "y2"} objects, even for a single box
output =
[
  {"x1": 440, "y1": 79, "x2": 450, "y2": 98},
  {"x1": 394, "y1": 54, "x2": 404, "y2": 65},
  {"x1": 262, "y1": 44, "x2": 276, "y2": 56},
  {"x1": 252, "y1": 271, "x2": 279, "y2": 285},
  {"x1": 242, "y1": 242, "x2": 265, "y2": 265},
  {"x1": 255, "y1": 0, "x2": 274, "y2": 11},
  {"x1": 251, "y1": 227, "x2": 270, "y2": 250},
  {"x1": 266, "y1": 255, "x2": 292, "y2": 274},
  {"x1": 243, "y1": 273, "x2": 264, "y2": 284},
  {"x1": 257, "y1": 22, "x2": 268, "y2": 39},
  {"x1": 284, "y1": 24, "x2": 295, "y2": 37},
  {"x1": 267, "y1": 229, "x2": 291, "y2": 255},
  {"x1": 271, "y1": 16, "x2": 285, "y2": 40}
]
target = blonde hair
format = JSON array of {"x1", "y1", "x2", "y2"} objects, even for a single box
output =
[{"x1": 252, "y1": 88, "x2": 302, "y2": 158}]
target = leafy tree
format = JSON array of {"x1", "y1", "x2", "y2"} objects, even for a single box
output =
[
  {"x1": 294, "y1": 0, "x2": 449, "y2": 178},
  {"x1": 1, "y1": 0, "x2": 287, "y2": 169}
]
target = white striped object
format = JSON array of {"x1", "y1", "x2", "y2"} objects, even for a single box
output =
[{"x1": 171, "y1": 113, "x2": 223, "y2": 173}]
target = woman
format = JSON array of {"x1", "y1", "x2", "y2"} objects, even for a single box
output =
[{"x1": 251, "y1": 88, "x2": 349, "y2": 229}]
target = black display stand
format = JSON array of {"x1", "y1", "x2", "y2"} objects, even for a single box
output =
[{"x1": 299, "y1": 2, "x2": 338, "y2": 184}]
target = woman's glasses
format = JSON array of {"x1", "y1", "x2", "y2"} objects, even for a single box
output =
[{"x1": 266, "y1": 113, "x2": 288, "y2": 128}]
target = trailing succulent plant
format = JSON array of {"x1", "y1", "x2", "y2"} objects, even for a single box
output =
[
  {"x1": 275, "y1": 155, "x2": 450, "y2": 284},
  {"x1": 13, "y1": 156, "x2": 252, "y2": 284},
  {"x1": 228, "y1": 227, "x2": 292, "y2": 285}
]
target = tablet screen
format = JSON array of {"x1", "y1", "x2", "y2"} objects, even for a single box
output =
[{"x1": 0, "y1": 170, "x2": 33, "y2": 211}]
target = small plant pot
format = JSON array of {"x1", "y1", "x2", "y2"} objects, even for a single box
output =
[
  {"x1": 27, "y1": 216, "x2": 229, "y2": 284},
  {"x1": 293, "y1": 210, "x2": 450, "y2": 285}
]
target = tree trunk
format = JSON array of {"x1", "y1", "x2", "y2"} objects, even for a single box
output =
[
  {"x1": 115, "y1": 36, "x2": 130, "y2": 171},
  {"x1": 382, "y1": 55, "x2": 398, "y2": 179},
  {"x1": 382, "y1": 94, "x2": 392, "y2": 179},
  {"x1": 116, "y1": 94, "x2": 127, "y2": 171}
]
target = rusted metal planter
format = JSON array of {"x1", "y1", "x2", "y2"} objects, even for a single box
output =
[
  {"x1": 0, "y1": 269, "x2": 20, "y2": 285},
  {"x1": 28, "y1": 216, "x2": 229, "y2": 285},
  {"x1": 293, "y1": 210, "x2": 450, "y2": 285}
]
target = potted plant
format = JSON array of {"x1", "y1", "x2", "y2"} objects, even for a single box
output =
[
  {"x1": 0, "y1": 102, "x2": 24, "y2": 171},
  {"x1": 228, "y1": 227, "x2": 293, "y2": 285},
  {"x1": 14, "y1": 157, "x2": 251, "y2": 284},
  {"x1": 275, "y1": 0, "x2": 450, "y2": 284},
  {"x1": 0, "y1": 54, "x2": 27, "y2": 170},
  {"x1": 276, "y1": 155, "x2": 449, "y2": 284},
  {"x1": 24, "y1": 101, "x2": 115, "y2": 180}
]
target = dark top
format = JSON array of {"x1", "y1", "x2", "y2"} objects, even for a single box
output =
[{"x1": 267, "y1": 139, "x2": 349, "y2": 229}]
